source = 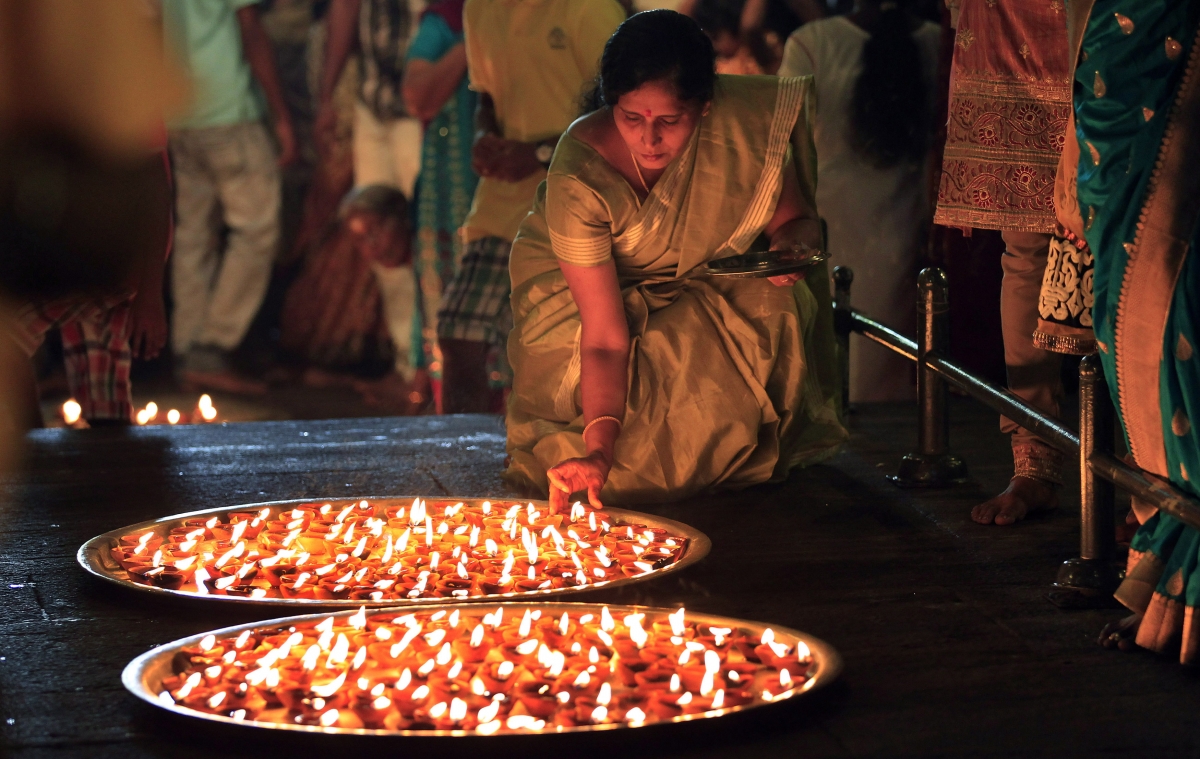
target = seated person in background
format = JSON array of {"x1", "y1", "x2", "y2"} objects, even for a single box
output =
[
  {"x1": 503, "y1": 11, "x2": 846, "y2": 511},
  {"x1": 338, "y1": 185, "x2": 432, "y2": 415}
]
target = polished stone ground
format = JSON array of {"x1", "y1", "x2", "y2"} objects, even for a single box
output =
[{"x1": 2, "y1": 400, "x2": 1198, "y2": 758}]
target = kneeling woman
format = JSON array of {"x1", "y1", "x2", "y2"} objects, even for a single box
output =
[{"x1": 504, "y1": 11, "x2": 847, "y2": 510}]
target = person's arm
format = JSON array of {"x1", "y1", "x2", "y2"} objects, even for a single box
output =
[
  {"x1": 127, "y1": 149, "x2": 171, "y2": 360},
  {"x1": 470, "y1": 93, "x2": 554, "y2": 182},
  {"x1": 236, "y1": 4, "x2": 297, "y2": 166},
  {"x1": 314, "y1": 0, "x2": 360, "y2": 156},
  {"x1": 402, "y1": 43, "x2": 467, "y2": 121},
  {"x1": 471, "y1": 92, "x2": 506, "y2": 178},
  {"x1": 763, "y1": 160, "x2": 822, "y2": 287},
  {"x1": 545, "y1": 260, "x2": 629, "y2": 513}
]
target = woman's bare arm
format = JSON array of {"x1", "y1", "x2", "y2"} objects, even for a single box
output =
[
  {"x1": 546, "y1": 259, "x2": 629, "y2": 511},
  {"x1": 402, "y1": 43, "x2": 467, "y2": 122}
]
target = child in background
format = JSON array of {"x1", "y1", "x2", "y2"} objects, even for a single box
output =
[{"x1": 340, "y1": 185, "x2": 432, "y2": 415}]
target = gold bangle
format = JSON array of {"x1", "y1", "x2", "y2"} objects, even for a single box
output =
[{"x1": 582, "y1": 415, "x2": 622, "y2": 439}]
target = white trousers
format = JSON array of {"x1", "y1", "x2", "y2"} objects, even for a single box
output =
[{"x1": 352, "y1": 103, "x2": 422, "y2": 199}]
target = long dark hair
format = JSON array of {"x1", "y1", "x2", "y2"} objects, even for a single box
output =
[
  {"x1": 582, "y1": 10, "x2": 716, "y2": 113},
  {"x1": 850, "y1": 2, "x2": 929, "y2": 168}
]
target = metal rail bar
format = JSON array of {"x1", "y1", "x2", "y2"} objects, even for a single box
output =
[
  {"x1": 851, "y1": 311, "x2": 1080, "y2": 452},
  {"x1": 1090, "y1": 452, "x2": 1200, "y2": 532},
  {"x1": 831, "y1": 265, "x2": 1200, "y2": 581}
]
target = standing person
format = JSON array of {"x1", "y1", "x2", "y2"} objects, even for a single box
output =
[
  {"x1": 164, "y1": 0, "x2": 297, "y2": 395},
  {"x1": 1077, "y1": 0, "x2": 1200, "y2": 663},
  {"x1": 779, "y1": 0, "x2": 940, "y2": 402},
  {"x1": 315, "y1": 0, "x2": 427, "y2": 198},
  {"x1": 504, "y1": 10, "x2": 846, "y2": 508},
  {"x1": 396, "y1": 0, "x2": 479, "y2": 412},
  {"x1": 314, "y1": 0, "x2": 427, "y2": 403},
  {"x1": 10, "y1": 147, "x2": 173, "y2": 427},
  {"x1": 436, "y1": 0, "x2": 627, "y2": 414},
  {"x1": 933, "y1": 0, "x2": 1072, "y2": 525}
]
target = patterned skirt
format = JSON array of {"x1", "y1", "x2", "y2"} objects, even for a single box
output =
[{"x1": 1117, "y1": 511, "x2": 1200, "y2": 664}]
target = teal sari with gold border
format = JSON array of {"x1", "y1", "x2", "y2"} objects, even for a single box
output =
[{"x1": 1076, "y1": 0, "x2": 1200, "y2": 662}]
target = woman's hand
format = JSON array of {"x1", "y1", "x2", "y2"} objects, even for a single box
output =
[
  {"x1": 128, "y1": 287, "x2": 168, "y2": 360},
  {"x1": 546, "y1": 451, "x2": 612, "y2": 514},
  {"x1": 766, "y1": 213, "x2": 821, "y2": 287},
  {"x1": 768, "y1": 271, "x2": 804, "y2": 287}
]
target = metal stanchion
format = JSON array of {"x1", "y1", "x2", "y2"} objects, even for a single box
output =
[
  {"x1": 891, "y1": 268, "x2": 969, "y2": 487},
  {"x1": 832, "y1": 266, "x2": 853, "y2": 417},
  {"x1": 1050, "y1": 354, "x2": 1120, "y2": 607}
]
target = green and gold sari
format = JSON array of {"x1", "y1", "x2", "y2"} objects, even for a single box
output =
[
  {"x1": 1077, "y1": 0, "x2": 1200, "y2": 662},
  {"x1": 503, "y1": 75, "x2": 847, "y2": 504}
]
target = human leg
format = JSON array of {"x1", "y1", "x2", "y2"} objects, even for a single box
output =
[
  {"x1": 9, "y1": 298, "x2": 89, "y2": 429},
  {"x1": 973, "y1": 230, "x2": 1065, "y2": 525},
  {"x1": 168, "y1": 131, "x2": 221, "y2": 356},
  {"x1": 195, "y1": 122, "x2": 281, "y2": 352},
  {"x1": 385, "y1": 116, "x2": 422, "y2": 200},
  {"x1": 437, "y1": 237, "x2": 513, "y2": 414},
  {"x1": 60, "y1": 298, "x2": 134, "y2": 424}
]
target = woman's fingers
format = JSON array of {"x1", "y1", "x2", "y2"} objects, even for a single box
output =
[
  {"x1": 547, "y1": 458, "x2": 608, "y2": 512},
  {"x1": 586, "y1": 482, "x2": 604, "y2": 509},
  {"x1": 546, "y1": 469, "x2": 572, "y2": 514}
]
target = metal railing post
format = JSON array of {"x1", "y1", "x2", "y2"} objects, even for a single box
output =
[
  {"x1": 1051, "y1": 354, "x2": 1120, "y2": 606},
  {"x1": 891, "y1": 268, "x2": 969, "y2": 487},
  {"x1": 832, "y1": 266, "x2": 853, "y2": 417}
]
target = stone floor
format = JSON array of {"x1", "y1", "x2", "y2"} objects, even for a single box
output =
[{"x1": 2, "y1": 400, "x2": 1198, "y2": 758}]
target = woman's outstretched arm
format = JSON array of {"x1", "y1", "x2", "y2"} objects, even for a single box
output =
[{"x1": 546, "y1": 259, "x2": 629, "y2": 512}]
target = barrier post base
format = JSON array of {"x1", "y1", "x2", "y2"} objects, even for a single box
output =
[
  {"x1": 889, "y1": 452, "x2": 969, "y2": 488},
  {"x1": 1048, "y1": 558, "x2": 1122, "y2": 609}
]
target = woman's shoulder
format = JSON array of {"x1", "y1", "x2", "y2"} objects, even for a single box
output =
[
  {"x1": 557, "y1": 112, "x2": 628, "y2": 189},
  {"x1": 565, "y1": 110, "x2": 611, "y2": 155}
]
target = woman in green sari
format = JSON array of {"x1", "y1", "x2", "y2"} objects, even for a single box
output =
[
  {"x1": 503, "y1": 10, "x2": 846, "y2": 511},
  {"x1": 1075, "y1": 0, "x2": 1200, "y2": 663}
]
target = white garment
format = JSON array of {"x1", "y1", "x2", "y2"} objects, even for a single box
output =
[
  {"x1": 371, "y1": 262, "x2": 417, "y2": 381},
  {"x1": 353, "y1": 102, "x2": 423, "y2": 199},
  {"x1": 780, "y1": 17, "x2": 940, "y2": 402}
]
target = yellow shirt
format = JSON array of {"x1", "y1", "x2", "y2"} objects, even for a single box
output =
[{"x1": 462, "y1": 0, "x2": 625, "y2": 243}]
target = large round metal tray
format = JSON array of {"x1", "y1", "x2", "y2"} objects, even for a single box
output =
[
  {"x1": 79, "y1": 497, "x2": 710, "y2": 609},
  {"x1": 122, "y1": 602, "x2": 842, "y2": 737}
]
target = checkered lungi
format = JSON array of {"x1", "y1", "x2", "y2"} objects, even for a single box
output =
[
  {"x1": 11, "y1": 294, "x2": 134, "y2": 422},
  {"x1": 436, "y1": 236, "x2": 513, "y2": 349}
]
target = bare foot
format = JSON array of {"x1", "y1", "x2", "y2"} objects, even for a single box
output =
[
  {"x1": 971, "y1": 475, "x2": 1059, "y2": 525},
  {"x1": 1099, "y1": 613, "x2": 1142, "y2": 652}
]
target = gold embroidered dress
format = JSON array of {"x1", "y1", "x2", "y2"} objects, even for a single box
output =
[
  {"x1": 935, "y1": 0, "x2": 1072, "y2": 232},
  {"x1": 503, "y1": 75, "x2": 847, "y2": 504}
]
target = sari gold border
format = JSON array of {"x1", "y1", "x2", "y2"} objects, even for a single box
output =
[
  {"x1": 716, "y1": 76, "x2": 809, "y2": 257},
  {"x1": 1114, "y1": 25, "x2": 1200, "y2": 478}
]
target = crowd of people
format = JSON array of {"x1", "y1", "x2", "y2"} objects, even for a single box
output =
[{"x1": 3, "y1": 0, "x2": 1200, "y2": 665}]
